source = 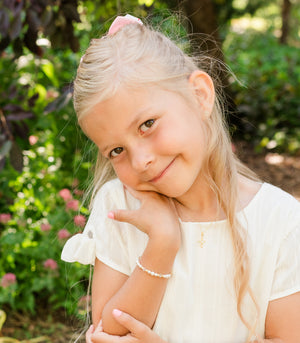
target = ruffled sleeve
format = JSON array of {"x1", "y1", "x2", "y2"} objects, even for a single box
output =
[
  {"x1": 61, "y1": 179, "x2": 144, "y2": 274},
  {"x1": 61, "y1": 227, "x2": 96, "y2": 265},
  {"x1": 269, "y1": 202, "x2": 300, "y2": 301}
]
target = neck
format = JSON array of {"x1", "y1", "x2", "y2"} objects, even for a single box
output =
[{"x1": 173, "y1": 177, "x2": 225, "y2": 222}]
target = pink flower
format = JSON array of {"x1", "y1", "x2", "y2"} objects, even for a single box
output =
[
  {"x1": 41, "y1": 223, "x2": 51, "y2": 231},
  {"x1": 29, "y1": 135, "x2": 38, "y2": 145},
  {"x1": 74, "y1": 189, "x2": 84, "y2": 196},
  {"x1": 1, "y1": 273, "x2": 17, "y2": 287},
  {"x1": 74, "y1": 215, "x2": 86, "y2": 228},
  {"x1": 59, "y1": 188, "x2": 72, "y2": 201},
  {"x1": 66, "y1": 199, "x2": 79, "y2": 211},
  {"x1": 43, "y1": 259, "x2": 58, "y2": 270},
  {"x1": 72, "y1": 179, "x2": 79, "y2": 188},
  {"x1": 58, "y1": 229, "x2": 71, "y2": 240},
  {"x1": 0, "y1": 213, "x2": 11, "y2": 224}
]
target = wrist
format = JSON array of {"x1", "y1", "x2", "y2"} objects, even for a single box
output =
[
  {"x1": 148, "y1": 227, "x2": 181, "y2": 252},
  {"x1": 140, "y1": 238, "x2": 179, "y2": 277},
  {"x1": 148, "y1": 234, "x2": 180, "y2": 255}
]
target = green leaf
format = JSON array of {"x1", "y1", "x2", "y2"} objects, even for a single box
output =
[{"x1": 41, "y1": 62, "x2": 59, "y2": 88}]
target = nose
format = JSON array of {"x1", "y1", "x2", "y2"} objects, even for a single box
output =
[{"x1": 130, "y1": 145, "x2": 154, "y2": 173}]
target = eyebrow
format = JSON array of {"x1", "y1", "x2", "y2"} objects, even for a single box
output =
[
  {"x1": 101, "y1": 106, "x2": 154, "y2": 154},
  {"x1": 127, "y1": 106, "x2": 154, "y2": 130}
]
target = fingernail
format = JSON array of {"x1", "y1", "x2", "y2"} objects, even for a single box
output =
[
  {"x1": 113, "y1": 309, "x2": 122, "y2": 317},
  {"x1": 107, "y1": 211, "x2": 114, "y2": 219}
]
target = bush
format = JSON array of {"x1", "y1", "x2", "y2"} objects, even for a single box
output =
[
  {"x1": 0, "y1": 137, "x2": 92, "y2": 315},
  {"x1": 224, "y1": 29, "x2": 300, "y2": 152},
  {"x1": 0, "y1": 45, "x2": 93, "y2": 316}
]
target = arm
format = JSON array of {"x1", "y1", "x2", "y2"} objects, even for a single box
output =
[
  {"x1": 262, "y1": 291, "x2": 300, "y2": 343},
  {"x1": 92, "y1": 238, "x2": 178, "y2": 334},
  {"x1": 87, "y1": 310, "x2": 168, "y2": 343},
  {"x1": 92, "y1": 189, "x2": 181, "y2": 336}
]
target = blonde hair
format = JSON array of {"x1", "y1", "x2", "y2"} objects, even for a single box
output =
[{"x1": 74, "y1": 20, "x2": 261, "y2": 342}]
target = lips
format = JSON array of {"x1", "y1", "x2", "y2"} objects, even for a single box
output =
[{"x1": 149, "y1": 158, "x2": 176, "y2": 183}]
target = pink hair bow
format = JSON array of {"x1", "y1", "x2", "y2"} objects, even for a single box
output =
[{"x1": 108, "y1": 14, "x2": 143, "y2": 35}]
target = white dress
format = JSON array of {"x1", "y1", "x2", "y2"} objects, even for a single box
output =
[{"x1": 61, "y1": 178, "x2": 300, "y2": 343}]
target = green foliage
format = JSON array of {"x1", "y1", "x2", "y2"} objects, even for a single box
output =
[
  {"x1": 0, "y1": 36, "x2": 93, "y2": 314},
  {"x1": 0, "y1": 0, "x2": 80, "y2": 56},
  {"x1": 0, "y1": 124, "x2": 92, "y2": 314},
  {"x1": 0, "y1": 157, "x2": 91, "y2": 315},
  {"x1": 224, "y1": 29, "x2": 300, "y2": 152}
]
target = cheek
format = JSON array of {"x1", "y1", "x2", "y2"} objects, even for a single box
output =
[
  {"x1": 154, "y1": 122, "x2": 185, "y2": 151},
  {"x1": 112, "y1": 162, "x2": 135, "y2": 184}
]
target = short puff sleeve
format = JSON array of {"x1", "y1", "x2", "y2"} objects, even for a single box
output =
[
  {"x1": 270, "y1": 207, "x2": 300, "y2": 301},
  {"x1": 61, "y1": 179, "x2": 142, "y2": 275}
]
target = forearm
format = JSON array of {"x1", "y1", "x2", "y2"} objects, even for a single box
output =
[{"x1": 101, "y1": 237, "x2": 179, "y2": 335}]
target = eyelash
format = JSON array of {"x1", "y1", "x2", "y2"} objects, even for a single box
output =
[
  {"x1": 108, "y1": 119, "x2": 156, "y2": 158},
  {"x1": 139, "y1": 119, "x2": 155, "y2": 134},
  {"x1": 109, "y1": 147, "x2": 123, "y2": 158}
]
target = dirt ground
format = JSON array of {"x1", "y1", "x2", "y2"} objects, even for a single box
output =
[
  {"x1": 1, "y1": 142, "x2": 300, "y2": 342},
  {"x1": 235, "y1": 141, "x2": 300, "y2": 200}
]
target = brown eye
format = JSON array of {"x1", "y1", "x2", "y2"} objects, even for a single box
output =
[
  {"x1": 110, "y1": 147, "x2": 123, "y2": 158},
  {"x1": 140, "y1": 119, "x2": 155, "y2": 133}
]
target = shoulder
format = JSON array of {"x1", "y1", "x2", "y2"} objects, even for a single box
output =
[
  {"x1": 239, "y1": 174, "x2": 300, "y2": 215},
  {"x1": 92, "y1": 178, "x2": 140, "y2": 211},
  {"x1": 243, "y1": 181, "x2": 300, "y2": 241},
  {"x1": 261, "y1": 183, "x2": 300, "y2": 233},
  {"x1": 257, "y1": 182, "x2": 300, "y2": 213},
  {"x1": 96, "y1": 178, "x2": 124, "y2": 196}
]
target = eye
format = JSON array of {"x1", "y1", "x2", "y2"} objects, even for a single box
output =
[
  {"x1": 109, "y1": 147, "x2": 123, "y2": 158},
  {"x1": 139, "y1": 119, "x2": 155, "y2": 134}
]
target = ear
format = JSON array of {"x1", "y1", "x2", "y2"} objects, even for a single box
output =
[{"x1": 188, "y1": 70, "x2": 215, "y2": 118}]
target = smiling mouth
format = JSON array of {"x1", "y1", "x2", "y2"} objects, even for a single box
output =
[{"x1": 149, "y1": 158, "x2": 176, "y2": 183}]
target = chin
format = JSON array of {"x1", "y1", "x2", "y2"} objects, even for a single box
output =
[{"x1": 155, "y1": 184, "x2": 190, "y2": 198}]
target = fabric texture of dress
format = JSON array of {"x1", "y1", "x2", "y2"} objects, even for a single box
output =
[{"x1": 61, "y1": 178, "x2": 300, "y2": 343}]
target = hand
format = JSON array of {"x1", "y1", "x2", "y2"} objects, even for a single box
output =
[
  {"x1": 86, "y1": 309, "x2": 168, "y2": 343},
  {"x1": 109, "y1": 186, "x2": 181, "y2": 246},
  {"x1": 250, "y1": 340, "x2": 284, "y2": 343}
]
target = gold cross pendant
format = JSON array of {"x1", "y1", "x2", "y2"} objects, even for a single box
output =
[{"x1": 197, "y1": 231, "x2": 205, "y2": 248}]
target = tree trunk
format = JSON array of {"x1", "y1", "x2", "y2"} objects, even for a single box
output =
[
  {"x1": 168, "y1": 0, "x2": 238, "y2": 127},
  {"x1": 280, "y1": 0, "x2": 292, "y2": 45},
  {"x1": 180, "y1": 0, "x2": 223, "y2": 60}
]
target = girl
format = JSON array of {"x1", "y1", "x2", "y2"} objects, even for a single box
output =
[{"x1": 61, "y1": 14, "x2": 300, "y2": 343}]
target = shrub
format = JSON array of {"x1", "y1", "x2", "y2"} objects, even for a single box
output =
[
  {"x1": 224, "y1": 29, "x2": 300, "y2": 152},
  {"x1": 0, "y1": 143, "x2": 91, "y2": 314},
  {"x1": 0, "y1": 45, "x2": 93, "y2": 316}
]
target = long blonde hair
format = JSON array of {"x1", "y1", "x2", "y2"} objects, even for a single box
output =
[{"x1": 74, "y1": 20, "x2": 261, "y2": 342}]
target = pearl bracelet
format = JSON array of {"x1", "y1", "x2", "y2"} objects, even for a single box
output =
[{"x1": 136, "y1": 257, "x2": 172, "y2": 279}]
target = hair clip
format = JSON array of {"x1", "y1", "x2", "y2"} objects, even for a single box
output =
[{"x1": 108, "y1": 14, "x2": 143, "y2": 35}]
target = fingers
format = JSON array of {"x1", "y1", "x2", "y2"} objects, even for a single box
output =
[
  {"x1": 93, "y1": 320, "x2": 103, "y2": 334},
  {"x1": 86, "y1": 324, "x2": 95, "y2": 343},
  {"x1": 108, "y1": 209, "x2": 140, "y2": 227},
  {"x1": 112, "y1": 309, "x2": 149, "y2": 337}
]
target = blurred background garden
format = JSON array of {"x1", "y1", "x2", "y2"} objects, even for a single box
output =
[{"x1": 0, "y1": 0, "x2": 299, "y2": 341}]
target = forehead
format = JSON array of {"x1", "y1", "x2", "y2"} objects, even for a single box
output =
[
  {"x1": 80, "y1": 87, "x2": 151, "y2": 131},
  {"x1": 81, "y1": 86, "x2": 183, "y2": 130}
]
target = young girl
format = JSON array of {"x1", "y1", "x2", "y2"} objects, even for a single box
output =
[{"x1": 61, "y1": 14, "x2": 300, "y2": 343}]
